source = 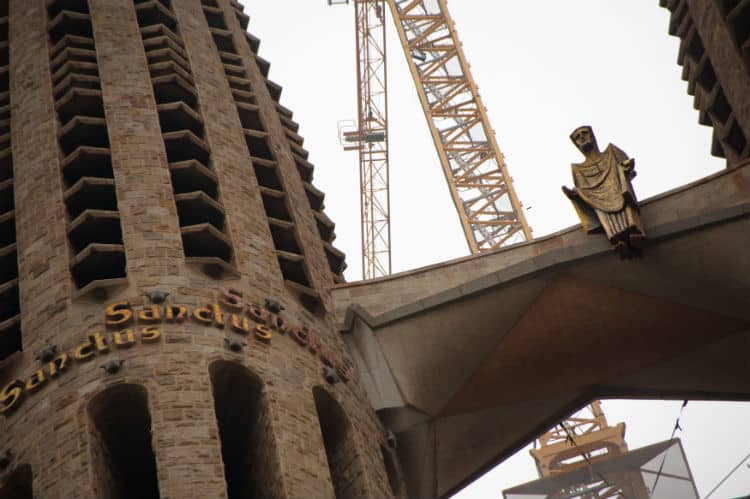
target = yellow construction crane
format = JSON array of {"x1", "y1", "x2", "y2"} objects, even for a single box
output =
[
  {"x1": 330, "y1": 0, "x2": 532, "y2": 279},
  {"x1": 531, "y1": 402, "x2": 650, "y2": 498}
]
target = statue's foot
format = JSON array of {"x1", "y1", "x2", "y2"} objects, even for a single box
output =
[
  {"x1": 614, "y1": 241, "x2": 628, "y2": 259},
  {"x1": 629, "y1": 232, "x2": 646, "y2": 247}
]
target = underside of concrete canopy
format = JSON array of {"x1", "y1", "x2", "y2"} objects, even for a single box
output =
[{"x1": 333, "y1": 161, "x2": 750, "y2": 498}]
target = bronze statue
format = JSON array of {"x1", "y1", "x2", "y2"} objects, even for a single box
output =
[{"x1": 563, "y1": 126, "x2": 645, "y2": 257}]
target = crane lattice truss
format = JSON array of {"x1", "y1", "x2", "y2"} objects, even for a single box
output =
[
  {"x1": 348, "y1": 0, "x2": 392, "y2": 279},
  {"x1": 531, "y1": 401, "x2": 650, "y2": 498},
  {"x1": 387, "y1": 0, "x2": 531, "y2": 254}
]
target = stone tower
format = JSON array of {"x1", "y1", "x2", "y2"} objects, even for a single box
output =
[
  {"x1": 660, "y1": 0, "x2": 750, "y2": 166},
  {"x1": 0, "y1": 1, "x2": 401, "y2": 498}
]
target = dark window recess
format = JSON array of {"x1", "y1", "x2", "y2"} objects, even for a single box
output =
[
  {"x1": 237, "y1": 104, "x2": 263, "y2": 131},
  {"x1": 234, "y1": 8, "x2": 249, "y2": 31},
  {"x1": 725, "y1": 118, "x2": 748, "y2": 153},
  {"x1": 181, "y1": 224, "x2": 233, "y2": 262},
  {"x1": 0, "y1": 315, "x2": 21, "y2": 362},
  {"x1": 304, "y1": 183, "x2": 325, "y2": 212},
  {"x1": 0, "y1": 276, "x2": 19, "y2": 322},
  {"x1": 253, "y1": 162, "x2": 283, "y2": 190},
  {"x1": 53, "y1": 73, "x2": 101, "y2": 101},
  {"x1": 175, "y1": 191, "x2": 225, "y2": 230},
  {"x1": 68, "y1": 211, "x2": 123, "y2": 252},
  {"x1": 63, "y1": 178, "x2": 118, "y2": 219},
  {"x1": 211, "y1": 28, "x2": 236, "y2": 53},
  {"x1": 0, "y1": 211, "x2": 15, "y2": 248},
  {"x1": 163, "y1": 130, "x2": 210, "y2": 165},
  {"x1": 0, "y1": 244, "x2": 18, "y2": 282},
  {"x1": 70, "y1": 244, "x2": 126, "y2": 289},
  {"x1": 61, "y1": 146, "x2": 114, "y2": 185},
  {"x1": 277, "y1": 252, "x2": 310, "y2": 287},
  {"x1": 244, "y1": 132, "x2": 274, "y2": 161},
  {"x1": 0, "y1": 464, "x2": 33, "y2": 499},
  {"x1": 48, "y1": 11, "x2": 94, "y2": 42},
  {"x1": 231, "y1": 89, "x2": 256, "y2": 105},
  {"x1": 135, "y1": 0, "x2": 178, "y2": 31},
  {"x1": 255, "y1": 55, "x2": 270, "y2": 78},
  {"x1": 260, "y1": 189, "x2": 291, "y2": 221},
  {"x1": 157, "y1": 102, "x2": 204, "y2": 136},
  {"x1": 55, "y1": 88, "x2": 106, "y2": 124},
  {"x1": 169, "y1": 160, "x2": 219, "y2": 199},
  {"x1": 708, "y1": 88, "x2": 731, "y2": 124},
  {"x1": 294, "y1": 156, "x2": 314, "y2": 183},
  {"x1": 47, "y1": 0, "x2": 90, "y2": 17},
  {"x1": 210, "y1": 361, "x2": 282, "y2": 499},
  {"x1": 227, "y1": 75, "x2": 252, "y2": 93},
  {"x1": 58, "y1": 116, "x2": 109, "y2": 155},
  {"x1": 727, "y1": 2, "x2": 750, "y2": 47},
  {"x1": 0, "y1": 149, "x2": 11, "y2": 182},
  {"x1": 203, "y1": 7, "x2": 227, "y2": 30},
  {"x1": 381, "y1": 445, "x2": 404, "y2": 498},
  {"x1": 152, "y1": 75, "x2": 198, "y2": 109},
  {"x1": 245, "y1": 32, "x2": 260, "y2": 53},
  {"x1": 89, "y1": 385, "x2": 160, "y2": 499},
  {"x1": 315, "y1": 213, "x2": 335, "y2": 243},
  {"x1": 266, "y1": 80, "x2": 282, "y2": 102},
  {"x1": 313, "y1": 387, "x2": 367, "y2": 499},
  {"x1": 269, "y1": 220, "x2": 301, "y2": 254}
]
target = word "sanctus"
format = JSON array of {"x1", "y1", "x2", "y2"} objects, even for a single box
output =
[
  {"x1": 1, "y1": 328, "x2": 161, "y2": 414},
  {"x1": 105, "y1": 287, "x2": 354, "y2": 382}
]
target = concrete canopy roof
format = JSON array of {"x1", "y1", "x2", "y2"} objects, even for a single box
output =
[{"x1": 333, "y1": 162, "x2": 750, "y2": 498}]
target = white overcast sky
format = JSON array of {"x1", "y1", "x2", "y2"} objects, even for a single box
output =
[{"x1": 243, "y1": 1, "x2": 750, "y2": 497}]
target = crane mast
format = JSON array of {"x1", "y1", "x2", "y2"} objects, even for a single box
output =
[{"x1": 344, "y1": 0, "x2": 392, "y2": 279}]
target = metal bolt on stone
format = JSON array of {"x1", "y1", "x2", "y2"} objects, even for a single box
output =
[
  {"x1": 224, "y1": 337, "x2": 246, "y2": 352},
  {"x1": 323, "y1": 366, "x2": 340, "y2": 385},
  {"x1": 100, "y1": 359, "x2": 125, "y2": 375},
  {"x1": 35, "y1": 345, "x2": 58, "y2": 364},
  {"x1": 264, "y1": 298, "x2": 285, "y2": 314},
  {"x1": 144, "y1": 290, "x2": 170, "y2": 304}
]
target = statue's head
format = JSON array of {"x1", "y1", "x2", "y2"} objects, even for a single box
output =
[{"x1": 570, "y1": 126, "x2": 598, "y2": 154}]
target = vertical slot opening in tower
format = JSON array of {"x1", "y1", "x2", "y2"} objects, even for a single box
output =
[
  {"x1": 88, "y1": 384, "x2": 160, "y2": 499},
  {"x1": 209, "y1": 360, "x2": 280, "y2": 499}
]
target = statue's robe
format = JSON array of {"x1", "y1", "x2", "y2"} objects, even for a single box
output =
[{"x1": 568, "y1": 144, "x2": 644, "y2": 241}]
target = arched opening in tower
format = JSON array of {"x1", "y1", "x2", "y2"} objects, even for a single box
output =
[
  {"x1": 313, "y1": 386, "x2": 366, "y2": 499},
  {"x1": 88, "y1": 384, "x2": 160, "y2": 499},
  {"x1": 0, "y1": 464, "x2": 32, "y2": 499},
  {"x1": 209, "y1": 360, "x2": 280, "y2": 499}
]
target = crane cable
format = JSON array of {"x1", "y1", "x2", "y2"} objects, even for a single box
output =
[
  {"x1": 703, "y1": 451, "x2": 750, "y2": 499},
  {"x1": 650, "y1": 400, "x2": 688, "y2": 496}
]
